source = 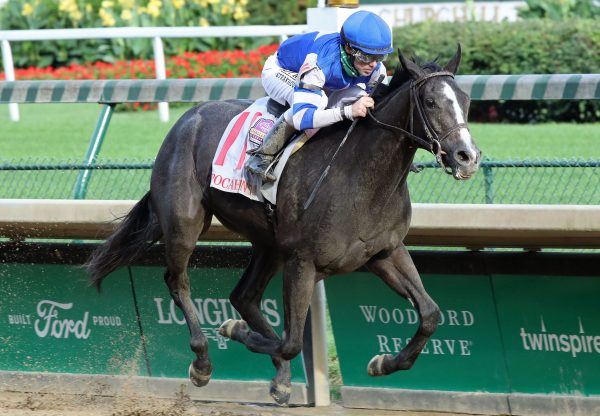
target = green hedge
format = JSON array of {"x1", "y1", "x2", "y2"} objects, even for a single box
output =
[
  {"x1": 390, "y1": 19, "x2": 600, "y2": 122},
  {"x1": 391, "y1": 19, "x2": 600, "y2": 74}
]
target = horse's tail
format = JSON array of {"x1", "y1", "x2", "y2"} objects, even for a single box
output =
[{"x1": 85, "y1": 192, "x2": 161, "y2": 290}]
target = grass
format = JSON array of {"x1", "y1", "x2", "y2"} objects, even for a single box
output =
[
  {"x1": 0, "y1": 103, "x2": 192, "y2": 160},
  {"x1": 428, "y1": 122, "x2": 600, "y2": 160},
  {"x1": 2, "y1": 103, "x2": 600, "y2": 160}
]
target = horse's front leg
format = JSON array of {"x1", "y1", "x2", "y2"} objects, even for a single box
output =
[
  {"x1": 219, "y1": 255, "x2": 316, "y2": 405},
  {"x1": 365, "y1": 244, "x2": 441, "y2": 376},
  {"x1": 223, "y1": 248, "x2": 292, "y2": 405}
]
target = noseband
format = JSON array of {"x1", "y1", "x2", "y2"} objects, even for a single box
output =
[{"x1": 367, "y1": 70, "x2": 469, "y2": 173}]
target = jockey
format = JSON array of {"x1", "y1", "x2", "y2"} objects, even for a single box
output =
[{"x1": 245, "y1": 10, "x2": 394, "y2": 183}]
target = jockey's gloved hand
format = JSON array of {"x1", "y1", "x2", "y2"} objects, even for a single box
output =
[{"x1": 345, "y1": 96, "x2": 374, "y2": 120}]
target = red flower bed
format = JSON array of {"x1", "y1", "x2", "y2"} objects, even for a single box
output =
[{"x1": 0, "y1": 44, "x2": 278, "y2": 81}]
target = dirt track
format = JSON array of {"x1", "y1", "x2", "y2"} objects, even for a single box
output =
[{"x1": 0, "y1": 391, "x2": 477, "y2": 416}]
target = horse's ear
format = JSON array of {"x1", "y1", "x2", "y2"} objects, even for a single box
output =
[
  {"x1": 397, "y1": 48, "x2": 422, "y2": 79},
  {"x1": 444, "y1": 43, "x2": 462, "y2": 75}
]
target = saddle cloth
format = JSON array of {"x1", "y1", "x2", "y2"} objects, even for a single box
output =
[{"x1": 210, "y1": 97, "x2": 315, "y2": 204}]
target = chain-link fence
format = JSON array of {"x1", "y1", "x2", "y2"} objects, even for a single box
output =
[
  {"x1": 0, "y1": 158, "x2": 153, "y2": 200},
  {"x1": 409, "y1": 159, "x2": 600, "y2": 204},
  {"x1": 1, "y1": 158, "x2": 598, "y2": 204}
]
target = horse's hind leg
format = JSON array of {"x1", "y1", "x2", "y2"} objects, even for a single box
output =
[
  {"x1": 155, "y1": 191, "x2": 214, "y2": 387},
  {"x1": 222, "y1": 247, "x2": 292, "y2": 404},
  {"x1": 365, "y1": 244, "x2": 440, "y2": 376}
]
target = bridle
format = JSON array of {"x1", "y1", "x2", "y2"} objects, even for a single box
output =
[{"x1": 367, "y1": 70, "x2": 469, "y2": 174}]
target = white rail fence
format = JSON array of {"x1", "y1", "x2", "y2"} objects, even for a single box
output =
[{"x1": 1, "y1": 200, "x2": 599, "y2": 248}]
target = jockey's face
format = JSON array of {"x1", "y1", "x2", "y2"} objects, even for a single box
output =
[
  {"x1": 353, "y1": 59, "x2": 377, "y2": 76},
  {"x1": 344, "y1": 45, "x2": 380, "y2": 76}
]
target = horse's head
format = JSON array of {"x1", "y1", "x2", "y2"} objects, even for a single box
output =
[{"x1": 398, "y1": 45, "x2": 481, "y2": 180}]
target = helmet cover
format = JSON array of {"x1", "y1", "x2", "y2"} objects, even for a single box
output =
[{"x1": 341, "y1": 11, "x2": 393, "y2": 55}]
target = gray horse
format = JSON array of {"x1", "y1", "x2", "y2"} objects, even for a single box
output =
[{"x1": 86, "y1": 46, "x2": 480, "y2": 405}]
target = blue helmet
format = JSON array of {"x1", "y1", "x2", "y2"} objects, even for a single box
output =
[{"x1": 340, "y1": 11, "x2": 393, "y2": 55}]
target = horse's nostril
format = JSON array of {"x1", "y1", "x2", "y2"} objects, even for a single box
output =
[{"x1": 455, "y1": 150, "x2": 470, "y2": 165}]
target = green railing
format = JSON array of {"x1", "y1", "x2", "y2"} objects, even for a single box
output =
[
  {"x1": 1, "y1": 158, "x2": 598, "y2": 204},
  {"x1": 2, "y1": 75, "x2": 599, "y2": 103}
]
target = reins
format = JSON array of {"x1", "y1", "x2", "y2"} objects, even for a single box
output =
[{"x1": 367, "y1": 70, "x2": 468, "y2": 174}]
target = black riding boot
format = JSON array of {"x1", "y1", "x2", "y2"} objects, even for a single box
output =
[{"x1": 245, "y1": 115, "x2": 296, "y2": 183}]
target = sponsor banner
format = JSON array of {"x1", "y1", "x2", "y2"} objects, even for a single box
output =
[
  {"x1": 0, "y1": 264, "x2": 145, "y2": 375},
  {"x1": 326, "y1": 273, "x2": 509, "y2": 392},
  {"x1": 131, "y1": 267, "x2": 307, "y2": 382},
  {"x1": 360, "y1": 2, "x2": 523, "y2": 27},
  {"x1": 493, "y1": 275, "x2": 600, "y2": 396}
]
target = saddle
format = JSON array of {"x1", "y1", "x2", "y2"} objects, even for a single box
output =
[{"x1": 210, "y1": 97, "x2": 297, "y2": 204}]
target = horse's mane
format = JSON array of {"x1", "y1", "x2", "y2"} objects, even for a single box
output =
[{"x1": 371, "y1": 57, "x2": 442, "y2": 103}]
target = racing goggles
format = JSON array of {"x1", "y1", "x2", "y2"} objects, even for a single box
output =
[{"x1": 348, "y1": 47, "x2": 387, "y2": 64}]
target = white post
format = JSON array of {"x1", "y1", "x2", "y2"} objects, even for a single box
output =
[
  {"x1": 310, "y1": 280, "x2": 330, "y2": 406},
  {"x1": 152, "y1": 36, "x2": 169, "y2": 122},
  {"x1": 1, "y1": 40, "x2": 20, "y2": 122},
  {"x1": 305, "y1": 8, "x2": 356, "y2": 407}
]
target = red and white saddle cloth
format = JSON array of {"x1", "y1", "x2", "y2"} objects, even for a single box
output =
[{"x1": 210, "y1": 97, "x2": 315, "y2": 203}]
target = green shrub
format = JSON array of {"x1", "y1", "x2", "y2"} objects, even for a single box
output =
[
  {"x1": 245, "y1": 0, "x2": 315, "y2": 25},
  {"x1": 519, "y1": 0, "x2": 600, "y2": 20},
  {"x1": 391, "y1": 19, "x2": 600, "y2": 75},
  {"x1": 390, "y1": 19, "x2": 600, "y2": 122}
]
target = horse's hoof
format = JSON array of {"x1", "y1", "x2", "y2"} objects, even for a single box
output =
[
  {"x1": 270, "y1": 379, "x2": 291, "y2": 406},
  {"x1": 367, "y1": 354, "x2": 392, "y2": 377},
  {"x1": 218, "y1": 319, "x2": 248, "y2": 340},
  {"x1": 189, "y1": 362, "x2": 212, "y2": 387}
]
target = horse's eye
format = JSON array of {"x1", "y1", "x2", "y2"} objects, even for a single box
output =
[{"x1": 425, "y1": 98, "x2": 435, "y2": 108}]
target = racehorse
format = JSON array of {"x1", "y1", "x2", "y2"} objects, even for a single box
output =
[{"x1": 85, "y1": 46, "x2": 480, "y2": 405}]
